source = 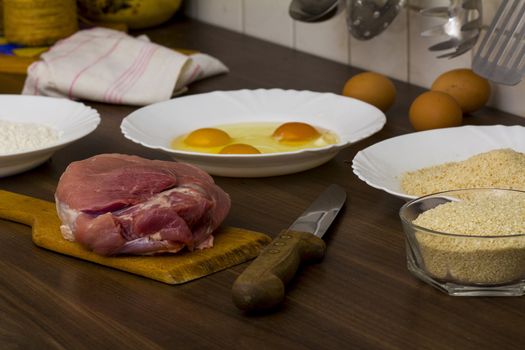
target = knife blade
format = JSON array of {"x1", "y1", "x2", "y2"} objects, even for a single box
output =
[{"x1": 231, "y1": 184, "x2": 346, "y2": 311}]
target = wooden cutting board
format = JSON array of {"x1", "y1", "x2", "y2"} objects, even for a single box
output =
[{"x1": 0, "y1": 190, "x2": 271, "y2": 284}]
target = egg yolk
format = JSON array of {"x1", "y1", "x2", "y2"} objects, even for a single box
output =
[
  {"x1": 219, "y1": 143, "x2": 261, "y2": 154},
  {"x1": 272, "y1": 122, "x2": 320, "y2": 143},
  {"x1": 184, "y1": 128, "x2": 231, "y2": 147}
]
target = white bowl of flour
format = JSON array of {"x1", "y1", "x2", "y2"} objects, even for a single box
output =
[{"x1": 0, "y1": 95, "x2": 100, "y2": 177}]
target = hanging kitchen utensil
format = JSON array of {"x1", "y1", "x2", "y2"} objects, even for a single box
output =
[
  {"x1": 345, "y1": 0, "x2": 406, "y2": 40},
  {"x1": 289, "y1": 0, "x2": 340, "y2": 23},
  {"x1": 472, "y1": 0, "x2": 525, "y2": 85},
  {"x1": 420, "y1": 0, "x2": 482, "y2": 59}
]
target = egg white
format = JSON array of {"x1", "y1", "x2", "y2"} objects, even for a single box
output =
[{"x1": 170, "y1": 122, "x2": 338, "y2": 154}]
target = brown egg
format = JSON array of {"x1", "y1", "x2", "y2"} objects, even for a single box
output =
[
  {"x1": 342, "y1": 72, "x2": 396, "y2": 112},
  {"x1": 409, "y1": 91, "x2": 463, "y2": 131},
  {"x1": 431, "y1": 68, "x2": 491, "y2": 114}
]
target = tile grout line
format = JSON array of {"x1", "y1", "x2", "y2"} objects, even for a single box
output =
[
  {"x1": 241, "y1": 0, "x2": 246, "y2": 34},
  {"x1": 406, "y1": 5, "x2": 411, "y2": 85},
  {"x1": 196, "y1": 0, "x2": 200, "y2": 19},
  {"x1": 290, "y1": 3, "x2": 296, "y2": 49},
  {"x1": 348, "y1": 20, "x2": 352, "y2": 66}
]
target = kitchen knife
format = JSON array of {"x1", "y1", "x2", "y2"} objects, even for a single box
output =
[{"x1": 231, "y1": 184, "x2": 346, "y2": 311}]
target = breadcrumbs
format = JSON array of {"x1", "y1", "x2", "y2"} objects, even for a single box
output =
[
  {"x1": 402, "y1": 148, "x2": 525, "y2": 196},
  {"x1": 411, "y1": 191, "x2": 525, "y2": 284}
]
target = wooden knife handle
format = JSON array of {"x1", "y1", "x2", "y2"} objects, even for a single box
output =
[{"x1": 231, "y1": 229, "x2": 326, "y2": 311}]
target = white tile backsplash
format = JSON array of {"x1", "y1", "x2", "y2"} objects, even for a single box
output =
[
  {"x1": 481, "y1": 0, "x2": 501, "y2": 26},
  {"x1": 190, "y1": 0, "x2": 243, "y2": 32},
  {"x1": 489, "y1": 81, "x2": 525, "y2": 117},
  {"x1": 294, "y1": 10, "x2": 349, "y2": 64},
  {"x1": 407, "y1": 2, "x2": 471, "y2": 88},
  {"x1": 350, "y1": 8, "x2": 409, "y2": 81},
  {"x1": 184, "y1": 0, "x2": 199, "y2": 18},
  {"x1": 185, "y1": 0, "x2": 525, "y2": 118},
  {"x1": 244, "y1": 0, "x2": 294, "y2": 47}
]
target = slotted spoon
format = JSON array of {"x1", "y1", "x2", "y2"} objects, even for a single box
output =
[
  {"x1": 420, "y1": 0, "x2": 482, "y2": 59},
  {"x1": 345, "y1": 0, "x2": 406, "y2": 40},
  {"x1": 472, "y1": 0, "x2": 525, "y2": 85}
]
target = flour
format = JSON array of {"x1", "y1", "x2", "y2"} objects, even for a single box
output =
[{"x1": 0, "y1": 120, "x2": 59, "y2": 154}]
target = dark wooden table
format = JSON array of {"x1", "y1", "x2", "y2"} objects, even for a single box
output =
[{"x1": 1, "y1": 17, "x2": 525, "y2": 350}]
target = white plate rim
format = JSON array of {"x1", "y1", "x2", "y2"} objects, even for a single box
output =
[
  {"x1": 0, "y1": 94, "x2": 101, "y2": 157},
  {"x1": 352, "y1": 124, "x2": 525, "y2": 200},
  {"x1": 120, "y1": 88, "x2": 386, "y2": 160}
]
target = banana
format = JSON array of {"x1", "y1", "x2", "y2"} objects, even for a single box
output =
[{"x1": 77, "y1": 0, "x2": 182, "y2": 29}]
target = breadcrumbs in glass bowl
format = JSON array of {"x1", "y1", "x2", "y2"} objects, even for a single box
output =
[{"x1": 399, "y1": 188, "x2": 525, "y2": 296}]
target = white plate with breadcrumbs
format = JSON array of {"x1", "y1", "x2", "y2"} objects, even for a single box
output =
[
  {"x1": 121, "y1": 89, "x2": 386, "y2": 177},
  {"x1": 352, "y1": 125, "x2": 525, "y2": 200},
  {"x1": 0, "y1": 95, "x2": 100, "y2": 177}
]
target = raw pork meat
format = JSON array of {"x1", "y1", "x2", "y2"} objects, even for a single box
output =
[{"x1": 55, "y1": 154, "x2": 231, "y2": 256}]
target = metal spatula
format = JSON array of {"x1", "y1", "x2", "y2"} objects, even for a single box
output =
[{"x1": 472, "y1": 0, "x2": 525, "y2": 85}]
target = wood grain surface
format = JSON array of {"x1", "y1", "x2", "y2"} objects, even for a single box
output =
[{"x1": 1, "y1": 17, "x2": 525, "y2": 350}]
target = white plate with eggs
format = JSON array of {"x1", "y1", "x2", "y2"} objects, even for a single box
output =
[
  {"x1": 0, "y1": 95, "x2": 100, "y2": 177},
  {"x1": 121, "y1": 89, "x2": 386, "y2": 177},
  {"x1": 352, "y1": 125, "x2": 525, "y2": 200}
]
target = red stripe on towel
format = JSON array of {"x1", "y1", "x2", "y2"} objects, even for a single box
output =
[
  {"x1": 67, "y1": 37, "x2": 125, "y2": 99},
  {"x1": 103, "y1": 43, "x2": 152, "y2": 103},
  {"x1": 115, "y1": 46, "x2": 159, "y2": 104},
  {"x1": 187, "y1": 62, "x2": 202, "y2": 84}
]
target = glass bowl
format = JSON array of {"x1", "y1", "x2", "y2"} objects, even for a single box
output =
[{"x1": 399, "y1": 188, "x2": 525, "y2": 296}]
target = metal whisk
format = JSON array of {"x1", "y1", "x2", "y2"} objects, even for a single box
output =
[{"x1": 420, "y1": 0, "x2": 482, "y2": 59}]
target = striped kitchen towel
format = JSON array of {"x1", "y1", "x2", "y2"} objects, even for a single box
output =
[{"x1": 22, "y1": 27, "x2": 228, "y2": 105}]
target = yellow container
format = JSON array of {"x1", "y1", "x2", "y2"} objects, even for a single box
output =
[
  {"x1": 3, "y1": 0, "x2": 78, "y2": 46},
  {"x1": 0, "y1": 0, "x2": 4, "y2": 36},
  {"x1": 77, "y1": 0, "x2": 181, "y2": 29}
]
